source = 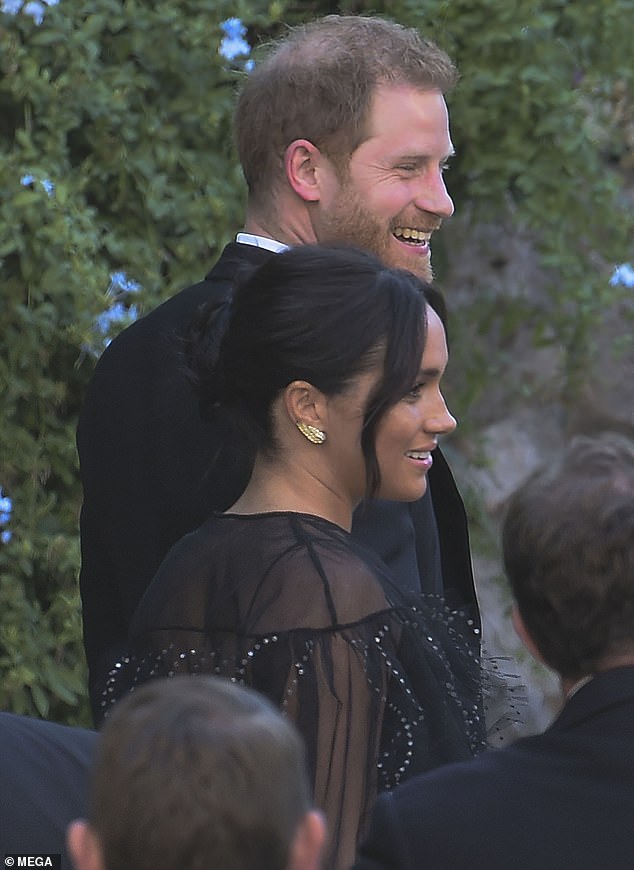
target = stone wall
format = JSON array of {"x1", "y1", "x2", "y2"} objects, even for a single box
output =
[{"x1": 439, "y1": 211, "x2": 633, "y2": 739}]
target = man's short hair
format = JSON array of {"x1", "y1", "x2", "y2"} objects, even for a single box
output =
[
  {"x1": 502, "y1": 433, "x2": 634, "y2": 679},
  {"x1": 90, "y1": 676, "x2": 313, "y2": 870},
  {"x1": 235, "y1": 15, "x2": 458, "y2": 204}
]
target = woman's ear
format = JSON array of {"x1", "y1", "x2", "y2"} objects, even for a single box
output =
[
  {"x1": 283, "y1": 380, "x2": 327, "y2": 431},
  {"x1": 284, "y1": 140, "x2": 325, "y2": 203}
]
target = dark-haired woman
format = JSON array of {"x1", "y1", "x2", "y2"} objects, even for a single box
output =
[{"x1": 102, "y1": 245, "x2": 485, "y2": 869}]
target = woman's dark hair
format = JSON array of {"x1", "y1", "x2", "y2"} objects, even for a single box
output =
[{"x1": 188, "y1": 244, "x2": 432, "y2": 498}]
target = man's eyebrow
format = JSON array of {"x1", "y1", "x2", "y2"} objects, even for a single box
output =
[{"x1": 392, "y1": 150, "x2": 456, "y2": 165}]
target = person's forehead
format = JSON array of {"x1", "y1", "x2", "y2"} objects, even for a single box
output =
[
  {"x1": 370, "y1": 83, "x2": 447, "y2": 120},
  {"x1": 355, "y1": 85, "x2": 452, "y2": 156}
]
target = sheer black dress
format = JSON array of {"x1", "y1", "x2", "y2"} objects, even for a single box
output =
[{"x1": 101, "y1": 512, "x2": 485, "y2": 868}]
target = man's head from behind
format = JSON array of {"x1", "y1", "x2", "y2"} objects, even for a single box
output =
[
  {"x1": 502, "y1": 433, "x2": 634, "y2": 683},
  {"x1": 235, "y1": 15, "x2": 458, "y2": 280},
  {"x1": 67, "y1": 676, "x2": 325, "y2": 870}
]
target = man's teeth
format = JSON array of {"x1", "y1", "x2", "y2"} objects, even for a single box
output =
[{"x1": 394, "y1": 227, "x2": 429, "y2": 243}]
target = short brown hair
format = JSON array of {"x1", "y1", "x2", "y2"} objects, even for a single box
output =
[
  {"x1": 502, "y1": 433, "x2": 634, "y2": 680},
  {"x1": 235, "y1": 15, "x2": 458, "y2": 204},
  {"x1": 90, "y1": 676, "x2": 313, "y2": 870}
]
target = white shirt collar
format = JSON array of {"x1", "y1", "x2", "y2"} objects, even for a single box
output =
[
  {"x1": 235, "y1": 232, "x2": 288, "y2": 254},
  {"x1": 565, "y1": 673, "x2": 594, "y2": 701}
]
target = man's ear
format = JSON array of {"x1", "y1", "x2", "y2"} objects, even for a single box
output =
[
  {"x1": 67, "y1": 820, "x2": 104, "y2": 870},
  {"x1": 283, "y1": 381, "x2": 327, "y2": 432},
  {"x1": 284, "y1": 139, "x2": 326, "y2": 203},
  {"x1": 511, "y1": 604, "x2": 544, "y2": 665},
  {"x1": 287, "y1": 810, "x2": 327, "y2": 870}
]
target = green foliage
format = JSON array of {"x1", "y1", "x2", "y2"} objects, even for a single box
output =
[
  {"x1": 0, "y1": 0, "x2": 270, "y2": 723},
  {"x1": 0, "y1": 0, "x2": 631, "y2": 723},
  {"x1": 438, "y1": 0, "x2": 632, "y2": 399}
]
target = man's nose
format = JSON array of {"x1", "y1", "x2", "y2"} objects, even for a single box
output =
[{"x1": 414, "y1": 172, "x2": 454, "y2": 220}]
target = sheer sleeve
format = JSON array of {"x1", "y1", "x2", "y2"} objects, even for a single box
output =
[
  {"x1": 289, "y1": 632, "x2": 385, "y2": 870},
  {"x1": 100, "y1": 513, "x2": 485, "y2": 869}
]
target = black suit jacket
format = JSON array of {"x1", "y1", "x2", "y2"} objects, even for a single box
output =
[
  {"x1": 77, "y1": 242, "x2": 478, "y2": 722},
  {"x1": 353, "y1": 666, "x2": 634, "y2": 870},
  {"x1": 0, "y1": 713, "x2": 97, "y2": 869}
]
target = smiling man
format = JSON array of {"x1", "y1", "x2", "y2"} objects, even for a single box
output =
[
  {"x1": 78, "y1": 15, "x2": 479, "y2": 726},
  {"x1": 237, "y1": 24, "x2": 456, "y2": 284},
  {"x1": 293, "y1": 84, "x2": 454, "y2": 281}
]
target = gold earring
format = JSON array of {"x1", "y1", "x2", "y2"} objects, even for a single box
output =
[{"x1": 296, "y1": 421, "x2": 327, "y2": 444}]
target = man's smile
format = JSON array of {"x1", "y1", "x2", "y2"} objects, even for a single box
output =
[{"x1": 393, "y1": 227, "x2": 432, "y2": 245}]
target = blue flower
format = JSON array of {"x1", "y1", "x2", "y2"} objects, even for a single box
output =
[
  {"x1": 23, "y1": 0, "x2": 45, "y2": 24},
  {"x1": 219, "y1": 35, "x2": 251, "y2": 61},
  {"x1": 221, "y1": 17, "x2": 246, "y2": 39},
  {"x1": 94, "y1": 294, "x2": 139, "y2": 351},
  {"x1": 609, "y1": 263, "x2": 634, "y2": 288},
  {"x1": 0, "y1": 488, "x2": 12, "y2": 543},
  {"x1": 96, "y1": 302, "x2": 128, "y2": 334},
  {"x1": 90, "y1": 270, "x2": 142, "y2": 352},
  {"x1": 1, "y1": 0, "x2": 23, "y2": 14},
  {"x1": 2, "y1": 0, "x2": 58, "y2": 22},
  {"x1": 108, "y1": 270, "x2": 141, "y2": 296},
  {"x1": 20, "y1": 173, "x2": 55, "y2": 196},
  {"x1": 219, "y1": 17, "x2": 250, "y2": 62},
  {"x1": 0, "y1": 490, "x2": 12, "y2": 517}
]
